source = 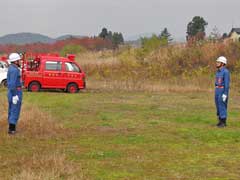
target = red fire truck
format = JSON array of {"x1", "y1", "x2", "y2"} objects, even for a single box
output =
[{"x1": 21, "y1": 53, "x2": 86, "y2": 93}]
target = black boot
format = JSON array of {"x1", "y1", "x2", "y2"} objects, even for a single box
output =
[
  {"x1": 216, "y1": 117, "x2": 221, "y2": 126},
  {"x1": 8, "y1": 124, "x2": 16, "y2": 135},
  {"x1": 222, "y1": 118, "x2": 227, "y2": 127},
  {"x1": 217, "y1": 118, "x2": 226, "y2": 128}
]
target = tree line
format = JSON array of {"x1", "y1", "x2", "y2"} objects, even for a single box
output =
[
  {"x1": 97, "y1": 15, "x2": 223, "y2": 49},
  {"x1": 98, "y1": 28, "x2": 124, "y2": 48}
]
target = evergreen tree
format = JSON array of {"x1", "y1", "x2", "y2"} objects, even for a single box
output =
[
  {"x1": 159, "y1": 28, "x2": 173, "y2": 42},
  {"x1": 98, "y1": 28, "x2": 124, "y2": 48},
  {"x1": 99, "y1": 28, "x2": 109, "y2": 39},
  {"x1": 119, "y1": 33, "x2": 124, "y2": 43},
  {"x1": 107, "y1": 31, "x2": 113, "y2": 41},
  {"x1": 187, "y1": 16, "x2": 208, "y2": 40},
  {"x1": 112, "y1": 32, "x2": 124, "y2": 48}
]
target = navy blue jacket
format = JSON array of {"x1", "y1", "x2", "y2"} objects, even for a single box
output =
[
  {"x1": 7, "y1": 64, "x2": 22, "y2": 96},
  {"x1": 215, "y1": 67, "x2": 230, "y2": 95}
]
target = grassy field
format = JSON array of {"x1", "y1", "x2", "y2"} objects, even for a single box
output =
[{"x1": 0, "y1": 87, "x2": 240, "y2": 180}]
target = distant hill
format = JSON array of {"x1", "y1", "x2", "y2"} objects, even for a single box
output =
[
  {"x1": 56, "y1": 34, "x2": 86, "y2": 41},
  {"x1": 0, "y1": 32, "x2": 86, "y2": 45},
  {"x1": 0, "y1": 33, "x2": 56, "y2": 45}
]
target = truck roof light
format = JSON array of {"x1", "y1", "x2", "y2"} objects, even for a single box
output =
[{"x1": 67, "y1": 54, "x2": 75, "y2": 61}]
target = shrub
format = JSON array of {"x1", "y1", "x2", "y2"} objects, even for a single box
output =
[
  {"x1": 60, "y1": 44, "x2": 86, "y2": 57},
  {"x1": 136, "y1": 35, "x2": 168, "y2": 60}
]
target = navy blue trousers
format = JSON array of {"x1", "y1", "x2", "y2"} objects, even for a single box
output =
[
  {"x1": 8, "y1": 89, "x2": 22, "y2": 125},
  {"x1": 215, "y1": 89, "x2": 228, "y2": 119}
]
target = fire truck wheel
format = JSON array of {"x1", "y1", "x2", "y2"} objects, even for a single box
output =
[
  {"x1": 67, "y1": 83, "x2": 79, "y2": 93},
  {"x1": 28, "y1": 82, "x2": 41, "y2": 92}
]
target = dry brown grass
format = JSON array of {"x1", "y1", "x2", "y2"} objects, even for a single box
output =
[
  {"x1": 76, "y1": 50, "x2": 118, "y2": 66},
  {"x1": 19, "y1": 104, "x2": 64, "y2": 139},
  {"x1": 12, "y1": 153, "x2": 83, "y2": 180}
]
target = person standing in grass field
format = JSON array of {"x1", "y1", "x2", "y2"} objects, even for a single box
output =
[
  {"x1": 215, "y1": 56, "x2": 230, "y2": 128},
  {"x1": 7, "y1": 53, "x2": 23, "y2": 134}
]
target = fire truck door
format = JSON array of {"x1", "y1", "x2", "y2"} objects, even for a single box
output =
[
  {"x1": 64, "y1": 62, "x2": 82, "y2": 84},
  {"x1": 43, "y1": 61, "x2": 65, "y2": 88}
]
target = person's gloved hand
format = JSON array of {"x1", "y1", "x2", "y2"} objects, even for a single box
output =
[
  {"x1": 12, "y1": 95, "x2": 19, "y2": 105},
  {"x1": 222, "y1": 94, "x2": 227, "y2": 102}
]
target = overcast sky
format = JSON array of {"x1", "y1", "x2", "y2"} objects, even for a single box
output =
[{"x1": 0, "y1": 0, "x2": 239, "y2": 40}]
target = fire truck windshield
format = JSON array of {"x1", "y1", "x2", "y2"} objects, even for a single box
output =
[{"x1": 65, "y1": 62, "x2": 80, "y2": 72}]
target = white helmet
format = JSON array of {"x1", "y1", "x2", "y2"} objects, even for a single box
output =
[
  {"x1": 8, "y1": 53, "x2": 21, "y2": 63},
  {"x1": 216, "y1": 56, "x2": 227, "y2": 65}
]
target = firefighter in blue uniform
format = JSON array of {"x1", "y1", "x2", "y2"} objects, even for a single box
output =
[
  {"x1": 215, "y1": 56, "x2": 230, "y2": 128},
  {"x1": 7, "y1": 53, "x2": 22, "y2": 134}
]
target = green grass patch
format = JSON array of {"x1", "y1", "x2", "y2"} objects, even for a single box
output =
[{"x1": 3, "y1": 90, "x2": 239, "y2": 179}]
